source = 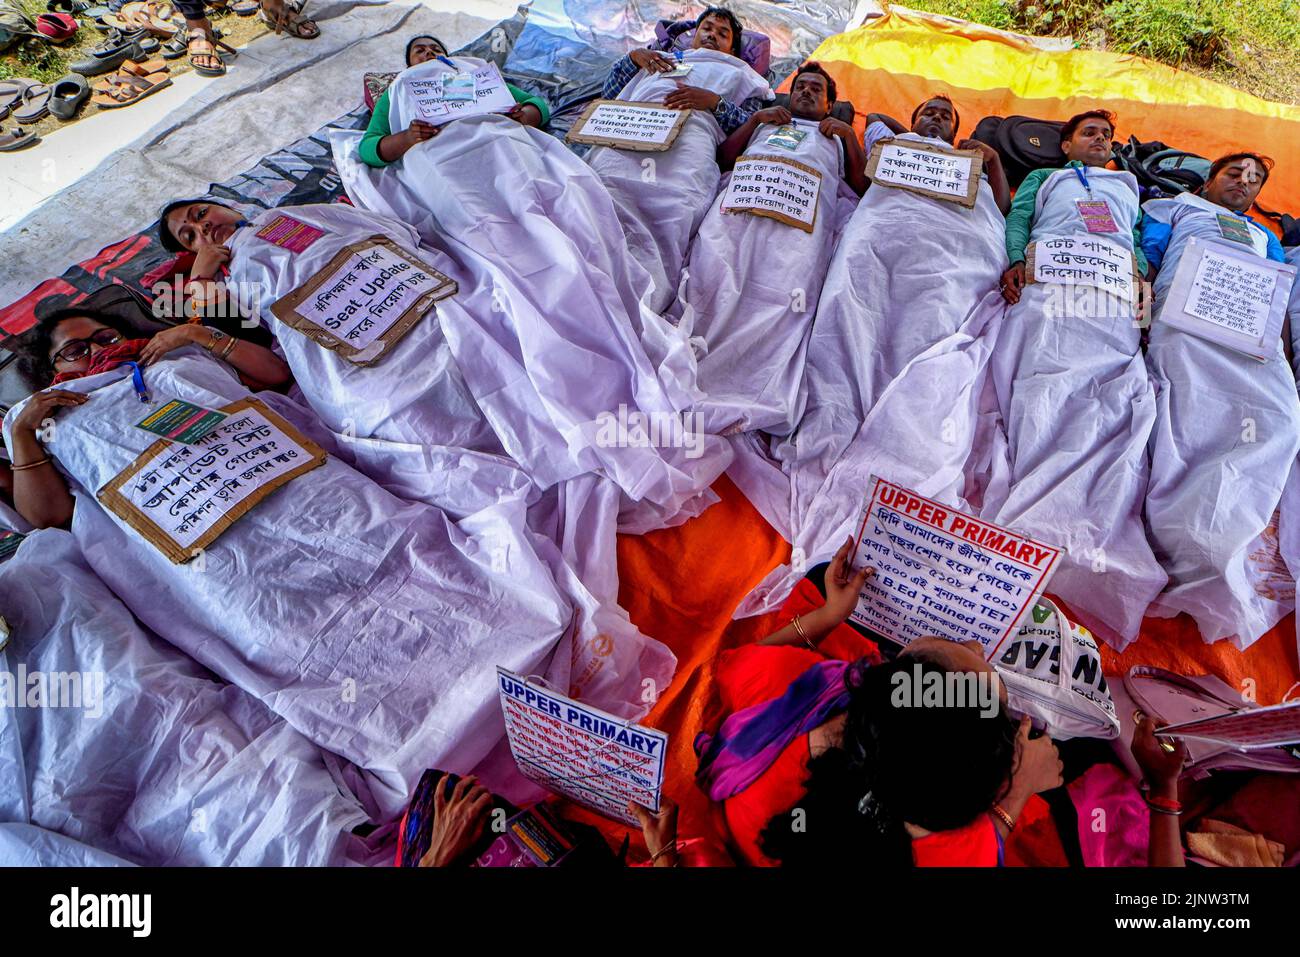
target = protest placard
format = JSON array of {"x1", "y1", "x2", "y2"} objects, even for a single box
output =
[
  {"x1": 1027, "y1": 235, "x2": 1138, "y2": 302},
  {"x1": 270, "y1": 236, "x2": 456, "y2": 366},
  {"x1": 850, "y1": 476, "x2": 1064, "y2": 658},
  {"x1": 496, "y1": 667, "x2": 666, "y2": 826},
  {"x1": 99, "y1": 398, "x2": 327, "y2": 563},
  {"x1": 1157, "y1": 237, "x2": 1296, "y2": 361},
  {"x1": 719, "y1": 155, "x2": 822, "y2": 233},
  {"x1": 407, "y1": 63, "x2": 517, "y2": 125},
  {"x1": 566, "y1": 99, "x2": 690, "y2": 151},
  {"x1": 1158, "y1": 699, "x2": 1300, "y2": 750},
  {"x1": 865, "y1": 138, "x2": 982, "y2": 208}
]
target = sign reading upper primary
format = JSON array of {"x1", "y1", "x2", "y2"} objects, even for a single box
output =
[
  {"x1": 851, "y1": 476, "x2": 1064, "y2": 658},
  {"x1": 566, "y1": 99, "x2": 689, "y2": 151},
  {"x1": 496, "y1": 667, "x2": 666, "y2": 826}
]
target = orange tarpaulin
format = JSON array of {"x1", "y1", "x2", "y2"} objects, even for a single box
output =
[
  {"x1": 609, "y1": 473, "x2": 1298, "y2": 863},
  {"x1": 784, "y1": 8, "x2": 1300, "y2": 218},
  {"x1": 567, "y1": 9, "x2": 1300, "y2": 863}
]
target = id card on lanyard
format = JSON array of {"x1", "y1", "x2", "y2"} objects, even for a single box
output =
[
  {"x1": 1215, "y1": 213, "x2": 1255, "y2": 246},
  {"x1": 1073, "y1": 166, "x2": 1120, "y2": 234}
]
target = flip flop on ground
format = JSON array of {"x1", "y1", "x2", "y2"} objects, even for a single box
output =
[
  {"x1": 0, "y1": 125, "x2": 39, "y2": 151},
  {"x1": 90, "y1": 68, "x2": 171, "y2": 108},
  {"x1": 258, "y1": 0, "x2": 318, "y2": 39}
]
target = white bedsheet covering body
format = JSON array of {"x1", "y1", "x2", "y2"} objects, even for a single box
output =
[
  {"x1": 228, "y1": 201, "x2": 678, "y2": 726},
  {"x1": 332, "y1": 64, "x2": 729, "y2": 517},
  {"x1": 680, "y1": 118, "x2": 853, "y2": 436},
  {"x1": 737, "y1": 134, "x2": 1007, "y2": 615},
  {"x1": 586, "y1": 48, "x2": 773, "y2": 315},
  {"x1": 984, "y1": 167, "x2": 1164, "y2": 649},
  {"x1": 2, "y1": 351, "x2": 576, "y2": 821},
  {"x1": 1142, "y1": 195, "x2": 1300, "y2": 647},
  {"x1": 0, "y1": 529, "x2": 367, "y2": 865}
]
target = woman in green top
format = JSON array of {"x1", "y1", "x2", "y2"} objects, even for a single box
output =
[{"x1": 358, "y1": 35, "x2": 552, "y2": 167}]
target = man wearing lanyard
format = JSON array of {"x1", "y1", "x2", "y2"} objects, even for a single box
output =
[
  {"x1": 982, "y1": 108, "x2": 1167, "y2": 651},
  {"x1": 1000, "y1": 110, "x2": 1149, "y2": 302}
]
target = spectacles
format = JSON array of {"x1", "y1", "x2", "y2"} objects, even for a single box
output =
[{"x1": 51, "y1": 328, "x2": 123, "y2": 365}]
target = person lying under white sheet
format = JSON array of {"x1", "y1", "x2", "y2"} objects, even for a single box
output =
[
  {"x1": 586, "y1": 6, "x2": 773, "y2": 315},
  {"x1": 329, "y1": 49, "x2": 716, "y2": 510},
  {"x1": 157, "y1": 201, "x2": 684, "y2": 714},
  {"x1": 678, "y1": 62, "x2": 865, "y2": 437},
  {"x1": 5, "y1": 306, "x2": 582, "y2": 822},
  {"x1": 1140, "y1": 152, "x2": 1300, "y2": 648},
  {"x1": 0, "y1": 524, "x2": 371, "y2": 866},
  {"x1": 986, "y1": 109, "x2": 1165, "y2": 650},
  {"x1": 735, "y1": 94, "x2": 1011, "y2": 619}
]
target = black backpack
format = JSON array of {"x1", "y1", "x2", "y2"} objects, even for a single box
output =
[
  {"x1": 1112, "y1": 136, "x2": 1211, "y2": 200},
  {"x1": 972, "y1": 115, "x2": 1067, "y2": 188}
]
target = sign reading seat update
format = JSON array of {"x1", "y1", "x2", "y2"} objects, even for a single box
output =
[
  {"x1": 851, "y1": 476, "x2": 1064, "y2": 658},
  {"x1": 497, "y1": 667, "x2": 666, "y2": 826}
]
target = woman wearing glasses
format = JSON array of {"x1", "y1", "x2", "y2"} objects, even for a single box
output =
[
  {"x1": 5, "y1": 303, "x2": 582, "y2": 822},
  {"x1": 10, "y1": 313, "x2": 288, "y2": 528}
]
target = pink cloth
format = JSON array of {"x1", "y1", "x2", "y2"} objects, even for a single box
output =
[{"x1": 1068, "y1": 763, "x2": 1150, "y2": 867}]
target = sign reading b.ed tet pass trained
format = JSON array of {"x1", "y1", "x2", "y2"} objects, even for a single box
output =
[
  {"x1": 851, "y1": 476, "x2": 1063, "y2": 658},
  {"x1": 719, "y1": 155, "x2": 822, "y2": 233},
  {"x1": 566, "y1": 99, "x2": 690, "y2": 151},
  {"x1": 497, "y1": 667, "x2": 666, "y2": 826},
  {"x1": 865, "y1": 138, "x2": 982, "y2": 208}
]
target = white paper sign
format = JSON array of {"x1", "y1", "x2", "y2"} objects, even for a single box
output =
[
  {"x1": 409, "y1": 63, "x2": 515, "y2": 125},
  {"x1": 298, "y1": 244, "x2": 444, "y2": 350},
  {"x1": 851, "y1": 476, "x2": 1064, "y2": 658},
  {"x1": 1159, "y1": 237, "x2": 1296, "y2": 361},
  {"x1": 1186, "y1": 247, "x2": 1280, "y2": 339},
  {"x1": 576, "y1": 102, "x2": 684, "y2": 146},
  {"x1": 101, "y1": 402, "x2": 324, "y2": 560},
  {"x1": 875, "y1": 142, "x2": 973, "y2": 200},
  {"x1": 720, "y1": 156, "x2": 822, "y2": 233},
  {"x1": 497, "y1": 668, "x2": 666, "y2": 826},
  {"x1": 1030, "y1": 235, "x2": 1136, "y2": 302}
]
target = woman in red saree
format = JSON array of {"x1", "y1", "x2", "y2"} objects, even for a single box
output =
[{"x1": 695, "y1": 539, "x2": 1065, "y2": 867}]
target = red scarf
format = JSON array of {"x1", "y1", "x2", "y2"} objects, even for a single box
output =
[{"x1": 51, "y1": 339, "x2": 151, "y2": 384}]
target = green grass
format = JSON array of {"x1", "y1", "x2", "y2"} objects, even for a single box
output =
[{"x1": 902, "y1": 0, "x2": 1300, "y2": 103}]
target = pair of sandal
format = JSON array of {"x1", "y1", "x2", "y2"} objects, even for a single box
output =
[
  {"x1": 104, "y1": 0, "x2": 182, "y2": 37},
  {"x1": 90, "y1": 58, "x2": 173, "y2": 108},
  {"x1": 173, "y1": 27, "x2": 239, "y2": 76},
  {"x1": 0, "y1": 80, "x2": 44, "y2": 152},
  {"x1": 0, "y1": 78, "x2": 52, "y2": 123}
]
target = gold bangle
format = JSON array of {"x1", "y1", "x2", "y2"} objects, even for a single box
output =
[
  {"x1": 218, "y1": 335, "x2": 238, "y2": 361},
  {"x1": 205, "y1": 328, "x2": 222, "y2": 352},
  {"x1": 990, "y1": 803, "x2": 1015, "y2": 830},
  {"x1": 791, "y1": 614, "x2": 817, "y2": 651},
  {"x1": 650, "y1": 841, "x2": 679, "y2": 863},
  {"x1": 10, "y1": 457, "x2": 50, "y2": 472}
]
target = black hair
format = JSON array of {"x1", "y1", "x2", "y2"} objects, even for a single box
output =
[
  {"x1": 14, "y1": 305, "x2": 132, "y2": 390},
  {"x1": 697, "y1": 7, "x2": 744, "y2": 57},
  {"x1": 792, "y1": 62, "x2": 837, "y2": 107},
  {"x1": 1060, "y1": 109, "x2": 1116, "y2": 144},
  {"x1": 157, "y1": 197, "x2": 215, "y2": 253},
  {"x1": 405, "y1": 34, "x2": 448, "y2": 66},
  {"x1": 758, "y1": 652, "x2": 1017, "y2": 868},
  {"x1": 1207, "y1": 151, "x2": 1274, "y2": 186},
  {"x1": 911, "y1": 94, "x2": 960, "y2": 143}
]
